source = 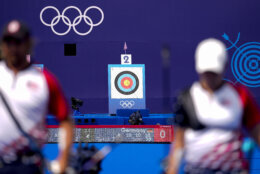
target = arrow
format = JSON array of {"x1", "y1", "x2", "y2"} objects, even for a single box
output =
[
  {"x1": 222, "y1": 32, "x2": 240, "y2": 50},
  {"x1": 124, "y1": 42, "x2": 127, "y2": 54},
  {"x1": 222, "y1": 33, "x2": 229, "y2": 41},
  {"x1": 221, "y1": 32, "x2": 252, "y2": 86}
]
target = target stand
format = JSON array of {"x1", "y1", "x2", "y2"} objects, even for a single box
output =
[{"x1": 108, "y1": 64, "x2": 146, "y2": 114}]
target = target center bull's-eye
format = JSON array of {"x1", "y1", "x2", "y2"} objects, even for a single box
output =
[
  {"x1": 249, "y1": 59, "x2": 259, "y2": 70},
  {"x1": 124, "y1": 80, "x2": 130, "y2": 86},
  {"x1": 121, "y1": 77, "x2": 133, "y2": 89}
]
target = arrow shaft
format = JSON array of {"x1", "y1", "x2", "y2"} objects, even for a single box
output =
[{"x1": 227, "y1": 39, "x2": 239, "y2": 49}]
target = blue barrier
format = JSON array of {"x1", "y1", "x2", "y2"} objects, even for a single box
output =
[{"x1": 47, "y1": 113, "x2": 174, "y2": 125}]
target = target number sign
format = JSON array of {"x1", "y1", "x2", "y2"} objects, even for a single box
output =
[
  {"x1": 121, "y1": 54, "x2": 132, "y2": 64},
  {"x1": 108, "y1": 64, "x2": 146, "y2": 114}
]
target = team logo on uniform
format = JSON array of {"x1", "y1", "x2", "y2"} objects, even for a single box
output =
[{"x1": 27, "y1": 81, "x2": 39, "y2": 90}]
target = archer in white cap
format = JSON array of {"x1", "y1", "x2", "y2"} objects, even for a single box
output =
[
  {"x1": 195, "y1": 38, "x2": 227, "y2": 93},
  {"x1": 167, "y1": 38, "x2": 260, "y2": 174}
]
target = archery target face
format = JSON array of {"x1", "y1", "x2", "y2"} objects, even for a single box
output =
[{"x1": 111, "y1": 67, "x2": 143, "y2": 99}]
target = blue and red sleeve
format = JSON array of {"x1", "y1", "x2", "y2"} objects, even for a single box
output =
[
  {"x1": 234, "y1": 84, "x2": 260, "y2": 131},
  {"x1": 43, "y1": 69, "x2": 70, "y2": 122}
]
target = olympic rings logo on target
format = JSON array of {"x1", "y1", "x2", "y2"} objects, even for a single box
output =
[
  {"x1": 40, "y1": 6, "x2": 104, "y2": 36},
  {"x1": 120, "y1": 100, "x2": 135, "y2": 109}
]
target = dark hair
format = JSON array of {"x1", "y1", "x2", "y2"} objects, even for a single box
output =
[{"x1": 1, "y1": 20, "x2": 31, "y2": 43}]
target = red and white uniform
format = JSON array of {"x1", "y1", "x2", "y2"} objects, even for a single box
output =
[
  {"x1": 0, "y1": 61, "x2": 69, "y2": 156},
  {"x1": 184, "y1": 82, "x2": 260, "y2": 171}
]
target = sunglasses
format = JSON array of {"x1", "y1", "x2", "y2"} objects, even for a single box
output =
[{"x1": 2, "y1": 37, "x2": 28, "y2": 46}]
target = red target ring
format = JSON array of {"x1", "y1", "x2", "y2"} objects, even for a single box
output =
[{"x1": 121, "y1": 77, "x2": 133, "y2": 89}]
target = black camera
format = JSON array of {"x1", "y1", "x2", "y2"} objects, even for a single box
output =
[
  {"x1": 128, "y1": 110, "x2": 143, "y2": 125},
  {"x1": 71, "y1": 97, "x2": 83, "y2": 111}
]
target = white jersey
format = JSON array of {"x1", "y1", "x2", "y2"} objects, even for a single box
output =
[
  {"x1": 0, "y1": 61, "x2": 69, "y2": 156},
  {"x1": 176, "y1": 82, "x2": 260, "y2": 171}
]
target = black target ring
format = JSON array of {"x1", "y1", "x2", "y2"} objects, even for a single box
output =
[{"x1": 115, "y1": 71, "x2": 139, "y2": 95}]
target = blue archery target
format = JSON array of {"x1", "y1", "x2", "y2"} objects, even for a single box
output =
[
  {"x1": 231, "y1": 42, "x2": 260, "y2": 87},
  {"x1": 110, "y1": 66, "x2": 144, "y2": 99}
]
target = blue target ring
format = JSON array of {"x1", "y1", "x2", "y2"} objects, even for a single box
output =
[
  {"x1": 231, "y1": 42, "x2": 260, "y2": 87},
  {"x1": 115, "y1": 71, "x2": 139, "y2": 95},
  {"x1": 117, "y1": 74, "x2": 137, "y2": 92}
]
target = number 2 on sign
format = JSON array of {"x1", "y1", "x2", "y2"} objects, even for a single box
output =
[
  {"x1": 121, "y1": 54, "x2": 132, "y2": 64},
  {"x1": 124, "y1": 56, "x2": 129, "y2": 63}
]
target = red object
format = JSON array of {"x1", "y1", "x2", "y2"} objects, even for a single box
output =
[
  {"x1": 232, "y1": 84, "x2": 260, "y2": 130},
  {"x1": 43, "y1": 69, "x2": 70, "y2": 122},
  {"x1": 121, "y1": 77, "x2": 133, "y2": 89},
  {"x1": 154, "y1": 126, "x2": 174, "y2": 142}
]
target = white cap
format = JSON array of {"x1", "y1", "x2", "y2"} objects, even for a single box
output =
[{"x1": 195, "y1": 38, "x2": 227, "y2": 74}]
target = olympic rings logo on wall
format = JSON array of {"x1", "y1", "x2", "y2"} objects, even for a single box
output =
[{"x1": 40, "y1": 6, "x2": 104, "y2": 36}]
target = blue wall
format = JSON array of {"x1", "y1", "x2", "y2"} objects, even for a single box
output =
[{"x1": 1, "y1": 0, "x2": 260, "y2": 113}]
